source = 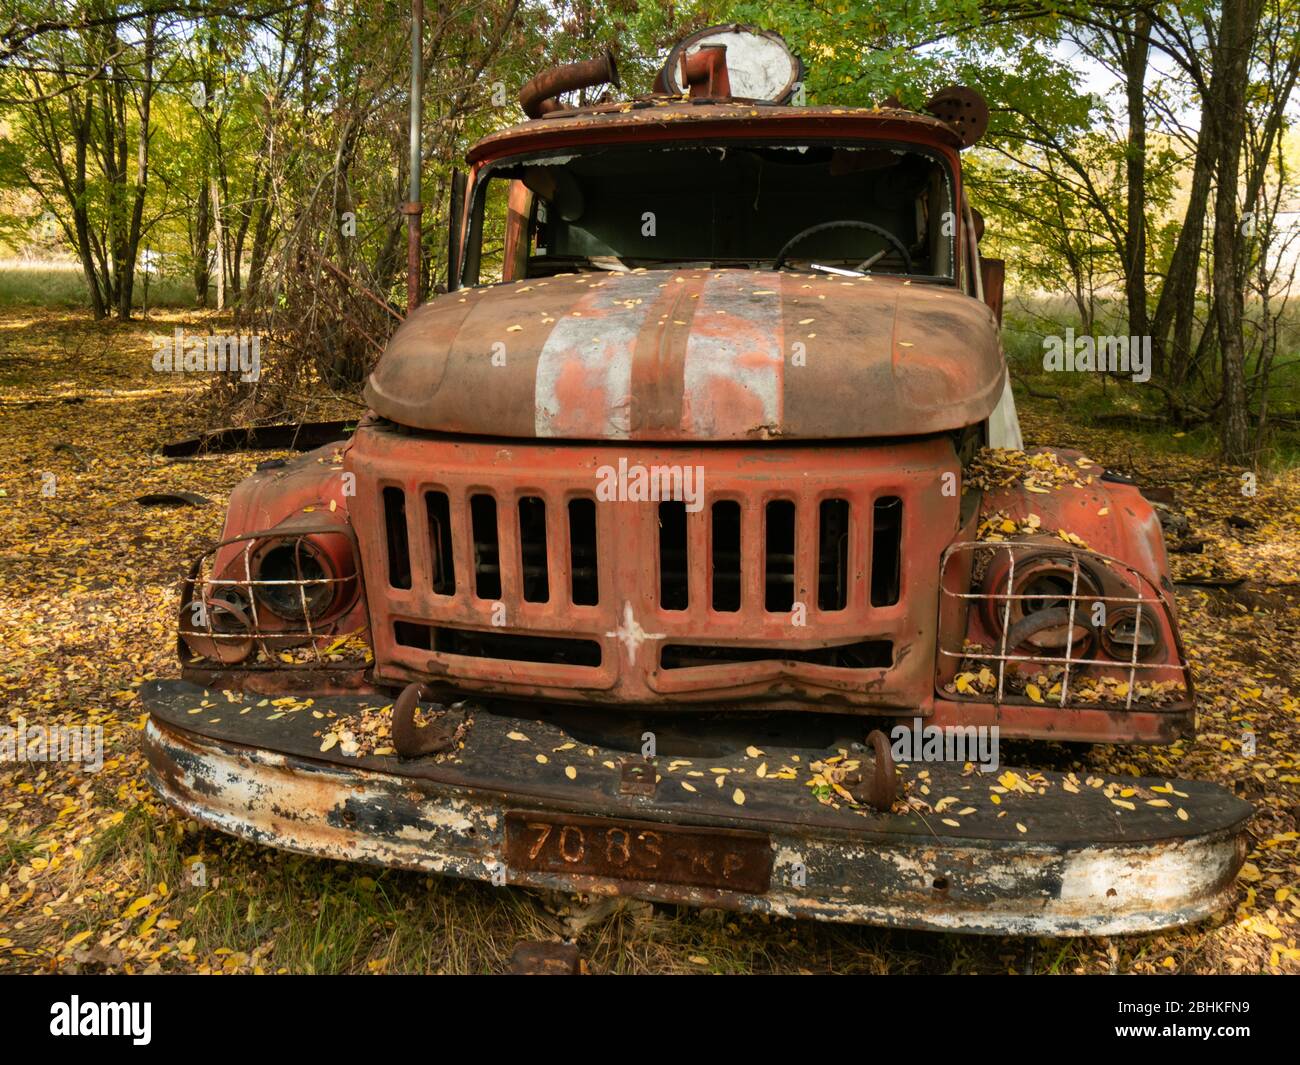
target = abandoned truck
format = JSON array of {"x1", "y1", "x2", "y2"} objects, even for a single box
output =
[{"x1": 142, "y1": 26, "x2": 1251, "y2": 935}]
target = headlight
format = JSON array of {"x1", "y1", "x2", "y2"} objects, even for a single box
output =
[
  {"x1": 938, "y1": 539, "x2": 1191, "y2": 710},
  {"x1": 252, "y1": 539, "x2": 336, "y2": 621},
  {"x1": 981, "y1": 551, "x2": 1101, "y2": 657},
  {"x1": 180, "y1": 514, "x2": 364, "y2": 669},
  {"x1": 1100, "y1": 607, "x2": 1162, "y2": 661}
]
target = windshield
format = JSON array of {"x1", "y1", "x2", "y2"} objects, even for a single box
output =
[{"x1": 461, "y1": 141, "x2": 956, "y2": 284}]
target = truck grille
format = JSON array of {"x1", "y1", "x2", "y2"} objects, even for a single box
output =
[
  {"x1": 381, "y1": 489, "x2": 904, "y2": 619},
  {"x1": 347, "y1": 427, "x2": 956, "y2": 710}
]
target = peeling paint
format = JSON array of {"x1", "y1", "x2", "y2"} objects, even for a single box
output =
[{"x1": 145, "y1": 717, "x2": 1248, "y2": 936}]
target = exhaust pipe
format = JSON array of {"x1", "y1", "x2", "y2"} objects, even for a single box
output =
[
  {"x1": 680, "y1": 45, "x2": 729, "y2": 98},
  {"x1": 519, "y1": 50, "x2": 619, "y2": 119}
]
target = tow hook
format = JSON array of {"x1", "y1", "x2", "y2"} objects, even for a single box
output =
[
  {"x1": 391, "y1": 682, "x2": 462, "y2": 757},
  {"x1": 847, "y1": 729, "x2": 897, "y2": 812}
]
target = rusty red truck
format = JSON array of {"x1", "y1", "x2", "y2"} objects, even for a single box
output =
[{"x1": 142, "y1": 26, "x2": 1250, "y2": 935}]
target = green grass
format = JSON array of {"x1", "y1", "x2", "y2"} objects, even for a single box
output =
[
  {"x1": 1, "y1": 827, "x2": 45, "y2": 873},
  {"x1": 1003, "y1": 292, "x2": 1300, "y2": 471},
  {"x1": 0, "y1": 263, "x2": 201, "y2": 310}
]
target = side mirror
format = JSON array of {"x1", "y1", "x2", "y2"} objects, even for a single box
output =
[{"x1": 980, "y1": 257, "x2": 1005, "y2": 325}]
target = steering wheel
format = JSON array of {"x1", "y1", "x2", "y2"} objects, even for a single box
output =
[{"x1": 773, "y1": 219, "x2": 912, "y2": 273}]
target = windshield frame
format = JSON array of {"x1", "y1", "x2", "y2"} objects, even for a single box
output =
[{"x1": 458, "y1": 136, "x2": 962, "y2": 288}]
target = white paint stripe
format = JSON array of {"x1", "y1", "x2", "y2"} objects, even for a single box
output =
[
  {"x1": 534, "y1": 274, "x2": 665, "y2": 439},
  {"x1": 682, "y1": 274, "x2": 783, "y2": 436}
]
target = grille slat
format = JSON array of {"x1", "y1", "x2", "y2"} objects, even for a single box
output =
[
  {"x1": 687, "y1": 502, "x2": 709, "y2": 613},
  {"x1": 794, "y1": 500, "x2": 818, "y2": 613},
  {"x1": 741, "y1": 501, "x2": 764, "y2": 610},
  {"x1": 449, "y1": 489, "x2": 476, "y2": 602},
  {"x1": 544, "y1": 492, "x2": 571, "y2": 607}
]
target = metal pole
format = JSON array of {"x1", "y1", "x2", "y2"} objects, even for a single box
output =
[{"x1": 406, "y1": 0, "x2": 424, "y2": 311}]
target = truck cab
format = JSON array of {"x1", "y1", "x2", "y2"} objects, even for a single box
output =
[{"x1": 142, "y1": 27, "x2": 1249, "y2": 936}]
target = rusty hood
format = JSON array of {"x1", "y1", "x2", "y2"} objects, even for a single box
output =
[{"x1": 364, "y1": 269, "x2": 1004, "y2": 441}]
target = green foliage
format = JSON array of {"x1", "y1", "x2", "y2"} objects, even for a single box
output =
[
  {"x1": 0, "y1": 1, "x2": 1295, "y2": 456},
  {"x1": 725, "y1": 0, "x2": 1093, "y2": 145}
]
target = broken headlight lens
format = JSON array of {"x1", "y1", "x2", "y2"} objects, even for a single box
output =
[
  {"x1": 252, "y1": 540, "x2": 335, "y2": 621},
  {"x1": 982, "y1": 552, "x2": 1101, "y2": 657},
  {"x1": 1100, "y1": 608, "x2": 1161, "y2": 662}
]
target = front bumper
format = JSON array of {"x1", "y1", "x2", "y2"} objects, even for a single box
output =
[{"x1": 141, "y1": 680, "x2": 1250, "y2": 936}]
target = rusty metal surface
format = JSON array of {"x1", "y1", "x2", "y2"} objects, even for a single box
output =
[
  {"x1": 618, "y1": 759, "x2": 656, "y2": 797},
  {"x1": 174, "y1": 441, "x2": 372, "y2": 673},
  {"x1": 213, "y1": 441, "x2": 358, "y2": 546},
  {"x1": 655, "y1": 24, "x2": 801, "y2": 103},
  {"x1": 391, "y1": 682, "x2": 463, "y2": 757},
  {"x1": 979, "y1": 257, "x2": 1005, "y2": 323},
  {"x1": 519, "y1": 51, "x2": 619, "y2": 119},
  {"x1": 468, "y1": 103, "x2": 966, "y2": 166},
  {"x1": 407, "y1": 0, "x2": 424, "y2": 306},
  {"x1": 930, "y1": 448, "x2": 1195, "y2": 739},
  {"x1": 404, "y1": 200, "x2": 424, "y2": 309},
  {"x1": 141, "y1": 687, "x2": 1252, "y2": 935},
  {"x1": 679, "y1": 46, "x2": 731, "y2": 99},
  {"x1": 985, "y1": 453, "x2": 1176, "y2": 593},
  {"x1": 927, "y1": 697, "x2": 1194, "y2": 745},
  {"x1": 846, "y1": 730, "x2": 896, "y2": 812},
  {"x1": 346, "y1": 428, "x2": 958, "y2": 710},
  {"x1": 924, "y1": 86, "x2": 989, "y2": 148},
  {"x1": 505, "y1": 811, "x2": 772, "y2": 894},
  {"x1": 143, "y1": 679, "x2": 1250, "y2": 847},
  {"x1": 180, "y1": 665, "x2": 376, "y2": 696},
  {"x1": 178, "y1": 516, "x2": 369, "y2": 671},
  {"x1": 364, "y1": 270, "x2": 1003, "y2": 442}
]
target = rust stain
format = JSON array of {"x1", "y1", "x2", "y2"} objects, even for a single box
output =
[{"x1": 143, "y1": 717, "x2": 1250, "y2": 937}]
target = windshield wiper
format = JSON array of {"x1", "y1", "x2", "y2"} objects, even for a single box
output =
[{"x1": 810, "y1": 263, "x2": 865, "y2": 277}]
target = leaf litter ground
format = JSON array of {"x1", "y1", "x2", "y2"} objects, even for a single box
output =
[{"x1": 0, "y1": 308, "x2": 1296, "y2": 974}]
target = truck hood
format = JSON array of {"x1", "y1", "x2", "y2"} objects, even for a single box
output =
[{"x1": 364, "y1": 268, "x2": 1004, "y2": 441}]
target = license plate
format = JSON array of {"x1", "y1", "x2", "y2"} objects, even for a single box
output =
[{"x1": 504, "y1": 811, "x2": 773, "y2": 894}]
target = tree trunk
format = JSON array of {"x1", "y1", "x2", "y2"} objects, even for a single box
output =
[
  {"x1": 245, "y1": 170, "x2": 275, "y2": 299},
  {"x1": 1212, "y1": 0, "x2": 1264, "y2": 464},
  {"x1": 211, "y1": 176, "x2": 226, "y2": 311},
  {"x1": 194, "y1": 164, "x2": 211, "y2": 307},
  {"x1": 116, "y1": 16, "x2": 155, "y2": 320},
  {"x1": 69, "y1": 97, "x2": 107, "y2": 319},
  {"x1": 1152, "y1": 121, "x2": 1216, "y2": 385},
  {"x1": 1120, "y1": 14, "x2": 1150, "y2": 342}
]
